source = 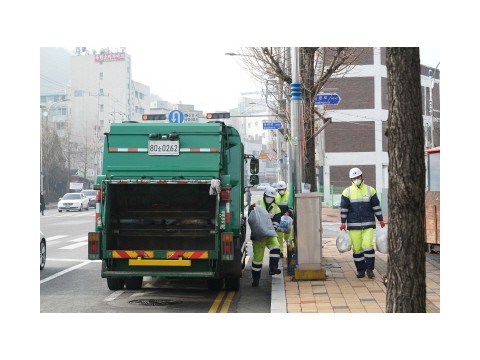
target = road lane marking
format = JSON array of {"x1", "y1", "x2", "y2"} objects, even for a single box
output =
[
  {"x1": 59, "y1": 242, "x2": 87, "y2": 250},
  {"x1": 208, "y1": 290, "x2": 235, "y2": 313},
  {"x1": 104, "y1": 291, "x2": 124, "y2": 302},
  {"x1": 40, "y1": 260, "x2": 93, "y2": 284},
  {"x1": 220, "y1": 291, "x2": 235, "y2": 313},
  {"x1": 209, "y1": 291, "x2": 225, "y2": 313}
]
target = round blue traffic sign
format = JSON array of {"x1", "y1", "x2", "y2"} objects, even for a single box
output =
[{"x1": 168, "y1": 110, "x2": 184, "y2": 123}]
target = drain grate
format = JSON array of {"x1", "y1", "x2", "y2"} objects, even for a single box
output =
[{"x1": 129, "y1": 299, "x2": 182, "y2": 306}]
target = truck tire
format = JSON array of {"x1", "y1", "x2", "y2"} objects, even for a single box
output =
[
  {"x1": 207, "y1": 278, "x2": 224, "y2": 291},
  {"x1": 125, "y1": 277, "x2": 143, "y2": 290},
  {"x1": 107, "y1": 277, "x2": 125, "y2": 290},
  {"x1": 225, "y1": 277, "x2": 240, "y2": 291}
]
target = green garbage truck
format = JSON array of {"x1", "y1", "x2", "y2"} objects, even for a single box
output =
[{"x1": 88, "y1": 121, "x2": 255, "y2": 291}]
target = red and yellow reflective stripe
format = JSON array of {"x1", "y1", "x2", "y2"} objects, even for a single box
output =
[
  {"x1": 112, "y1": 250, "x2": 154, "y2": 258},
  {"x1": 167, "y1": 251, "x2": 208, "y2": 259}
]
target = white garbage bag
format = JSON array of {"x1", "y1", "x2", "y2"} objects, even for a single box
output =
[
  {"x1": 248, "y1": 206, "x2": 277, "y2": 241},
  {"x1": 376, "y1": 227, "x2": 388, "y2": 254},
  {"x1": 336, "y1": 230, "x2": 352, "y2": 253}
]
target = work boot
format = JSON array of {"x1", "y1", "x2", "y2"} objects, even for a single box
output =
[
  {"x1": 367, "y1": 269, "x2": 375, "y2": 279},
  {"x1": 252, "y1": 270, "x2": 260, "y2": 287},
  {"x1": 269, "y1": 269, "x2": 281, "y2": 275},
  {"x1": 356, "y1": 271, "x2": 365, "y2": 278}
]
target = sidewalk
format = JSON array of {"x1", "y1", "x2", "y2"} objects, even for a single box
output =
[{"x1": 271, "y1": 206, "x2": 440, "y2": 313}]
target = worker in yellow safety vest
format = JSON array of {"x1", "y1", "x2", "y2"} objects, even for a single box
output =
[
  {"x1": 340, "y1": 167, "x2": 385, "y2": 279},
  {"x1": 274, "y1": 181, "x2": 294, "y2": 258},
  {"x1": 248, "y1": 186, "x2": 282, "y2": 287}
]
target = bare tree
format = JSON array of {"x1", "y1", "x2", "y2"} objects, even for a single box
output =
[
  {"x1": 238, "y1": 47, "x2": 360, "y2": 191},
  {"x1": 385, "y1": 48, "x2": 426, "y2": 312},
  {"x1": 41, "y1": 123, "x2": 69, "y2": 202}
]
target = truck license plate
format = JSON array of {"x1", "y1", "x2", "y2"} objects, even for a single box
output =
[{"x1": 148, "y1": 140, "x2": 180, "y2": 156}]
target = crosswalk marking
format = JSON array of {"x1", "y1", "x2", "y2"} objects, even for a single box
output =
[
  {"x1": 47, "y1": 235, "x2": 68, "y2": 241},
  {"x1": 59, "y1": 242, "x2": 87, "y2": 250},
  {"x1": 68, "y1": 236, "x2": 88, "y2": 242}
]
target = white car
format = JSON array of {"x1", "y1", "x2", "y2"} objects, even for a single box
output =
[
  {"x1": 40, "y1": 231, "x2": 46, "y2": 270},
  {"x1": 58, "y1": 192, "x2": 89, "y2": 212},
  {"x1": 81, "y1": 189, "x2": 97, "y2": 208}
]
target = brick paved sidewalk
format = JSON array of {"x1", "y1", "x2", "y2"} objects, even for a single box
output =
[{"x1": 281, "y1": 234, "x2": 440, "y2": 313}]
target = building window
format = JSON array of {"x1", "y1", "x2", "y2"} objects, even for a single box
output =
[
  {"x1": 99, "y1": 72, "x2": 103, "y2": 80},
  {"x1": 99, "y1": 88, "x2": 104, "y2": 95},
  {"x1": 74, "y1": 90, "x2": 84, "y2": 97},
  {"x1": 100, "y1": 104, "x2": 104, "y2": 112}
]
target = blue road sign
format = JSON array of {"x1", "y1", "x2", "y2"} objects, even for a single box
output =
[
  {"x1": 262, "y1": 121, "x2": 283, "y2": 130},
  {"x1": 168, "y1": 110, "x2": 184, "y2": 123},
  {"x1": 315, "y1": 93, "x2": 341, "y2": 105}
]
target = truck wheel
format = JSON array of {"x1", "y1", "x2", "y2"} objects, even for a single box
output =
[
  {"x1": 107, "y1": 277, "x2": 125, "y2": 290},
  {"x1": 207, "y1": 278, "x2": 224, "y2": 291},
  {"x1": 125, "y1": 277, "x2": 143, "y2": 290},
  {"x1": 225, "y1": 277, "x2": 240, "y2": 291}
]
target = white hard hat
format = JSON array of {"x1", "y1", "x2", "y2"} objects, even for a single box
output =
[
  {"x1": 349, "y1": 167, "x2": 362, "y2": 178},
  {"x1": 276, "y1": 181, "x2": 287, "y2": 190},
  {"x1": 264, "y1": 186, "x2": 277, "y2": 198}
]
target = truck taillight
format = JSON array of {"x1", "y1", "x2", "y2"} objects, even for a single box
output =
[
  {"x1": 221, "y1": 232, "x2": 234, "y2": 258},
  {"x1": 96, "y1": 191, "x2": 104, "y2": 202},
  {"x1": 88, "y1": 232, "x2": 100, "y2": 259},
  {"x1": 220, "y1": 190, "x2": 230, "y2": 200}
]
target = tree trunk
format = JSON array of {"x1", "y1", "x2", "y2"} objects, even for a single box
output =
[
  {"x1": 385, "y1": 48, "x2": 426, "y2": 312},
  {"x1": 301, "y1": 48, "x2": 318, "y2": 191}
]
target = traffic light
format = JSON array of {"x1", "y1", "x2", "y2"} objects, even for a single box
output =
[
  {"x1": 206, "y1": 112, "x2": 230, "y2": 119},
  {"x1": 142, "y1": 114, "x2": 166, "y2": 121}
]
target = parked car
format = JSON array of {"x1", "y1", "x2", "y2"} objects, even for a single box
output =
[
  {"x1": 256, "y1": 183, "x2": 270, "y2": 191},
  {"x1": 81, "y1": 189, "x2": 97, "y2": 208},
  {"x1": 40, "y1": 231, "x2": 46, "y2": 270},
  {"x1": 58, "y1": 192, "x2": 89, "y2": 212}
]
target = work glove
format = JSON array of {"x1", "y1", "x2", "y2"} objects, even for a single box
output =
[
  {"x1": 248, "y1": 204, "x2": 256, "y2": 215},
  {"x1": 340, "y1": 223, "x2": 346, "y2": 231},
  {"x1": 379, "y1": 221, "x2": 385, "y2": 228},
  {"x1": 287, "y1": 208, "x2": 294, "y2": 218}
]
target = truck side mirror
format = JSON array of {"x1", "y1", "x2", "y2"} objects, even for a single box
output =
[
  {"x1": 250, "y1": 158, "x2": 259, "y2": 174},
  {"x1": 249, "y1": 175, "x2": 259, "y2": 185}
]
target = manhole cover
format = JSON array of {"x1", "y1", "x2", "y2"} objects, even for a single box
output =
[{"x1": 129, "y1": 299, "x2": 182, "y2": 306}]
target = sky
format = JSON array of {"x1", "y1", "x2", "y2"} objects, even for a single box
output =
[{"x1": 125, "y1": 45, "x2": 262, "y2": 112}]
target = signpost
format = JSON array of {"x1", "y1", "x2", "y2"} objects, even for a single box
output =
[
  {"x1": 168, "y1": 110, "x2": 184, "y2": 123},
  {"x1": 262, "y1": 121, "x2": 283, "y2": 130},
  {"x1": 315, "y1": 93, "x2": 341, "y2": 105}
]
